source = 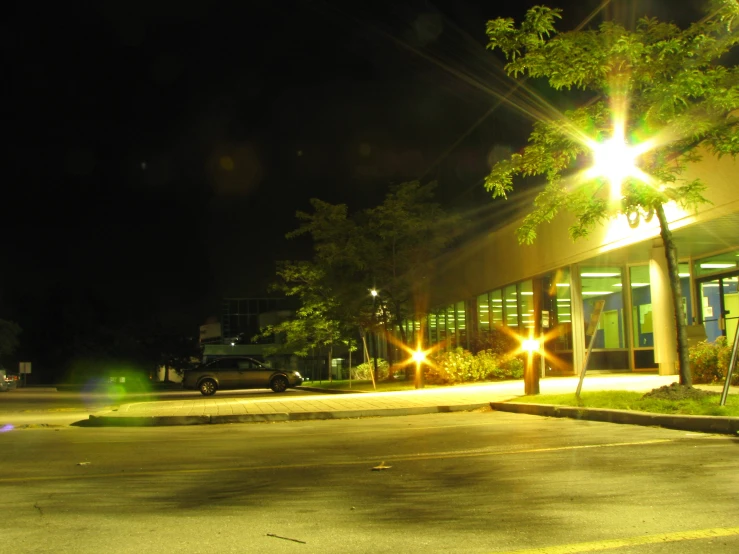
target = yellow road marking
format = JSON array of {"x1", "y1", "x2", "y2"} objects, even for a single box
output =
[
  {"x1": 0, "y1": 439, "x2": 672, "y2": 484},
  {"x1": 374, "y1": 439, "x2": 674, "y2": 463},
  {"x1": 495, "y1": 526, "x2": 739, "y2": 553}
]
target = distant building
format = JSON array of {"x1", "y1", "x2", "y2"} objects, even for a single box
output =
[
  {"x1": 199, "y1": 298, "x2": 293, "y2": 347},
  {"x1": 198, "y1": 298, "x2": 318, "y2": 372}
]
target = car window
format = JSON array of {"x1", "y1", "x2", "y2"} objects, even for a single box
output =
[
  {"x1": 237, "y1": 359, "x2": 265, "y2": 370},
  {"x1": 214, "y1": 358, "x2": 239, "y2": 369}
]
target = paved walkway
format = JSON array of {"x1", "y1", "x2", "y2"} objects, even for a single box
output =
[{"x1": 85, "y1": 373, "x2": 738, "y2": 433}]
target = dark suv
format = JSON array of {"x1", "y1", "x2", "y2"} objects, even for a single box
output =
[{"x1": 182, "y1": 356, "x2": 303, "y2": 396}]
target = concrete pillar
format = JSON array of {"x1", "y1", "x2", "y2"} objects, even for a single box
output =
[
  {"x1": 650, "y1": 242, "x2": 678, "y2": 375},
  {"x1": 570, "y1": 265, "x2": 586, "y2": 375}
]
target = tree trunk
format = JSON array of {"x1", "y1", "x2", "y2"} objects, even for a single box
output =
[
  {"x1": 327, "y1": 344, "x2": 333, "y2": 383},
  {"x1": 655, "y1": 203, "x2": 692, "y2": 386}
]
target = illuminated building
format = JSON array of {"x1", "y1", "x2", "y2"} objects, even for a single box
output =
[{"x1": 419, "y1": 149, "x2": 738, "y2": 375}]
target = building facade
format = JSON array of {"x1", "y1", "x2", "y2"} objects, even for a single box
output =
[{"x1": 409, "y1": 148, "x2": 738, "y2": 376}]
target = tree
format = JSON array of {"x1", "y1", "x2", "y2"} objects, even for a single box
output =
[
  {"x1": 484, "y1": 1, "x2": 739, "y2": 386},
  {"x1": 362, "y1": 181, "x2": 464, "y2": 350},
  {"x1": 259, "y1": 261, "x2": 346, "y2": 381},
  {"x1": 266, "y1": 181, "x2": 464, "y2": 381},
  {"x1": 0, "y1": 319, "x2": 22, "y2": 362}
]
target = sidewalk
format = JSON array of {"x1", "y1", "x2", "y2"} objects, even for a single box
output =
[{"x1": 85, "y1": 374, "x2": 739, "y2": 434}]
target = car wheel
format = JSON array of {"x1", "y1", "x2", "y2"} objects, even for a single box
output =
[
  {"x1": 199, "y1": 379, "x2": 217, "y2": 396},
  {"x1": 270, "y1": 375, "x2": 289, "y2": 393}
]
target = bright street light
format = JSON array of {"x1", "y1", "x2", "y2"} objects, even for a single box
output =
[
  {"x1": 586, "y1": 118, "x2": 653, "y2": 203},
  {"x1": 412, "y1": 347, "x2": 426, "y2": 389},
  {"x1": 412, "y1": 349, "x2": 426, "y2": 363},
  {"x1": 521, "y1": 338, "x2": 540, "y2": 353}
]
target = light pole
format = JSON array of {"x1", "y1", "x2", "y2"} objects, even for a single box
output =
[
  {"x1": 412, "y1": 348, "x2": 426, "y2": 389},
  {"x1": 370, "y1": 289, "x2": 379, "y2": 382},
  {"x1": 522, "y1": 337, "x2": 540, "y2": 395}
]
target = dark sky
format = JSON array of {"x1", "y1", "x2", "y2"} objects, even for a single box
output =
[{"x1": 3, "y1": 0, "x2": 707, "y2": 350}]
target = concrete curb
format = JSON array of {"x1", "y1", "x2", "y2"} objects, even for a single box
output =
[
  {"x1": 6, "y1": 387, "x2": 59, "y2": 393},
  {"x1": 294, "y1": 386, "x2": 367, "y2": 394},
  {"x1": 490, "y1": 402, "x2": 739, "y2": 435},
  {"x1": 84, "y1": 415, "x2": 211, "y2": 427},
  {"x1": 85, "y1": 403, "x2": 489, "y2": 427}
]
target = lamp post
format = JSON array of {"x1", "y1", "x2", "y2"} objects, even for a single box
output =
[
  {"x1": 522, "y1": 337, "x2": 540, "y2": 395},
  {"x1": 412, "y1": 348, "x2": 426, "y2": 389},
  {"x1": 370, "y1": 289, "x2": 379, "y2": 382}
]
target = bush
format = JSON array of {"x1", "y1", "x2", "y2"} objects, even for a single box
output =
[
  {"x1": 426, "y1": 348, "x2": 474, "y2": 384},
  {"x1": 468, "y1": 328, "x2": 519, "y2": 355},
  {"x1": 426, "y1": 347, "x2": 524, "y2": 385},
  {"x1": 689, "y1": 337, "x2": 739, "y2": 385},
  {"x1": 352, "y1": 358, "x2": 389, "y2": 380}
]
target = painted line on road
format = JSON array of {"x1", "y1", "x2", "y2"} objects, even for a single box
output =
[
  {"x1": 377, "y1": 439, "x2": 674, "y2": 463},
  {"x1": 494, "y1": 526, "x2": 739, "y2": 553},
  {"x1": 0, "y1": 439, "x2": 674, "y2": 484}
]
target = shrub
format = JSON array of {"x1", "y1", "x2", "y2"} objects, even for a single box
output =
[
  {"x1": 689, "y1": 337, "x2": 738, "y2": 385},
  {"x1": 468, "y1": 328, "x2": 519, "y2": 355},
  {"x1": 426, "y1": 348, "x2": 475, "y2": 384},
  {"x1": 426, "y1": 347, "x2": 524, "y2": 384},
  {"x1": 352, "y1": 358, "x2": 389, "y2": 380}
]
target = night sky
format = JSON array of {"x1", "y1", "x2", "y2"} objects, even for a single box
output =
[{"x1": 3, "y1": 0, "x2": 707, "y2": 369}]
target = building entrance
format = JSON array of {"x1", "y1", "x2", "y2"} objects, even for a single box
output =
[{"x1": 699, "y1": 273, "x2": 739, "y2": 345}]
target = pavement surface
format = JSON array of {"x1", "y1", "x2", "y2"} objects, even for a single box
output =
[{"x1": 82, "y1": 373, "x2": 739, "y2": 434}]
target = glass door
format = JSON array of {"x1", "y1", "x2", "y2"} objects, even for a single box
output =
[{"x1": 699, "y1": 274, "x2": 739, "y2": 345}]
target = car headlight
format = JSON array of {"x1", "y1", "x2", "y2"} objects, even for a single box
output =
[{"x1": 293, "y1": 372, "x2": 302, "y2": 378}]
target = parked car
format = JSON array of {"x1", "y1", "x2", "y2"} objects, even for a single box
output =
[
  {"x1": 182, "y1": 356, "x2": 303, "y2": 396},
  {"x1": 1, "y1": 369, "x2": 18, "y2": 392}
]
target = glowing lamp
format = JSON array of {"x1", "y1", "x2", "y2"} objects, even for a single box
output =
[
  {"x1": 412, "y1": 349, "x2": 426, "y2": 363},
  {"x1": 586, "y1": 120, "x2": 653, "y2": 203},
  {"x1": 522, "y1": 338, "x2": 540, "y2": 353}
]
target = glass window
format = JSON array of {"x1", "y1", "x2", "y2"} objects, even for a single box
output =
[
  {"x1": 701, "y1": 279, "x2": 723, "y2": 343},
  {"x1": 456, "y1": 301, "x2": 467, "y2": 348},
  {"x1": 215, "y1": 358, "x2": 239, "y2": 369},
  {"x1": 437, "y1": 309, "x2": 446, "y2": 344},
  {"x1": 581, "y1": 266, "x2": 624, "y2": 349},
  {"x1": 447, "y1": 305, "x2": 456, "y2": 346},
  {"x1": 679, "y1": 262, "x2": 693, "y2": 326},
  {"x1": 237, "y1": 359, "x2": 260, "y2": 370},
  {"x1": 629, "y1": 266, "x2": 653, "y2": 348},
  {"x1": 428, "y1": 313, "x2": 437, "y2": 344},
  {"x1": 726, "y1": 276, "x2": 739, "y2": 346},
  {"x1": 228, "y1": 315, "x2": 239, "y2": 336},
  {"x1": 551, "y1": 268, "x2": 572, "y2": 351},
  {"x1": 490, "y1": 289, "x2": 504, "y2": 326},
  {"x1": 504, "y1": 284, "x2": 519, "y2": 329},
  {"x1": 477, "y1": 293, "x2": 490, "y2": 334},
  {"x1": 694, "y1": 250, "x2": 739, "y2": 278},
  {"x1": 700, "y1": 274, "x2": 739, "y2": 344},
  {"x1": 519, "y1": 281, "x2": 534, "y2": 333}
]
